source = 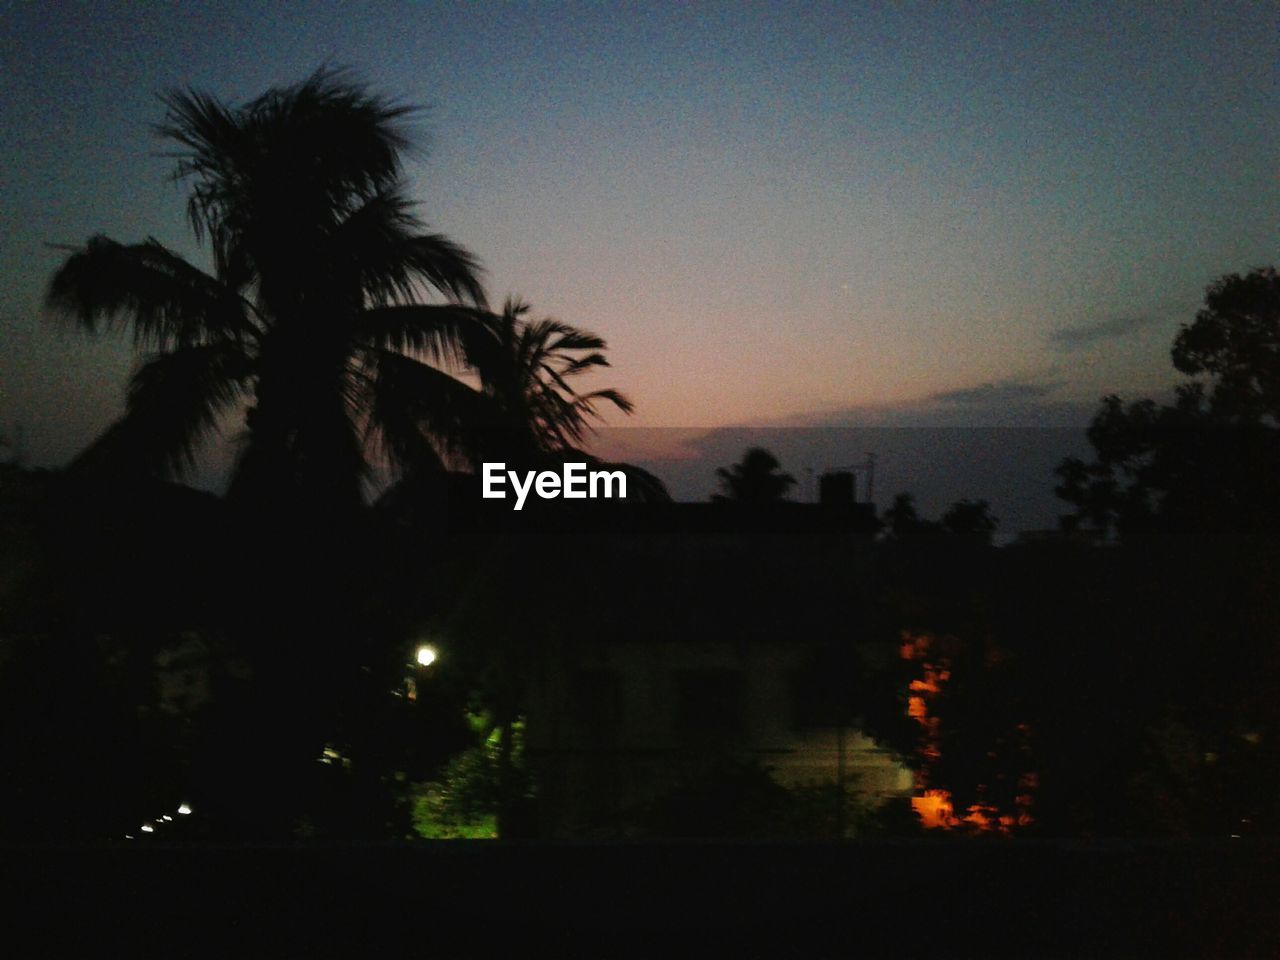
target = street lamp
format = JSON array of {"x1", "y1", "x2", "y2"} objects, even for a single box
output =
[{"x1": 405, "y1": 644, "x2": 440, "y2": 702}]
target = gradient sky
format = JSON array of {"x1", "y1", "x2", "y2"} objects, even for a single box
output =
[{"x1": 2, "y1": 2, "x2": 1277, "y2": 512}]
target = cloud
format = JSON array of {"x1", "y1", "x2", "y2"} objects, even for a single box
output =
[
  {"x1": 1048, "y1": 315, "x2": 1158, "y2": 350},
  {"x1": 928, "y1": 380, "x2": 1058, "y2": 405},
  {"x1": 729, "y1": 374, "x2": 1093, "y2": 430},
  {"x1": 768, "y1": 373, "x2": 1099, "y2": 429}
]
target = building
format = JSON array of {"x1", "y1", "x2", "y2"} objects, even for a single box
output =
[{"x1": 433, "y1": 485, "x2": 914, "y2": 838}]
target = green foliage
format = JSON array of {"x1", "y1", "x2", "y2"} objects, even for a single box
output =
[
  {"x1": 410, "y1": 711, "x2": 533, "y2": 840},
  {"x1": 411, "y1": 757, "x2": 499, "y2": 840}
]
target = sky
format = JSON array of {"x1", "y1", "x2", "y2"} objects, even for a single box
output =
[{"x1": 2, "y1": 1, "x2": 1276, "y2": 527}]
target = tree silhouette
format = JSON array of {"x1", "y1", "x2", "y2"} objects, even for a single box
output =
[
  {"x1": 1050, "y1": 267, "x2": 1280, "y2": 835},
  {"x1": 1057, "y1": 267, "x2": 1280, "y2": 535},
  {"x1": 45, "y1": 67, "x2": 490, "y2": 517},
  {"x1": 463, "y1": 297, "x2": 672, "y2": 501},
  {"x1": 463, "y1": 297, "x2": 634, "y2": 463},
  {"x1": 40, "y1": 68, "x2": 506, "y2": 838},
  {"x1": 883, "y1": 492, "x2": 924, "y2": 538},
  {"x1": 881, "y1": 493, "x2": 995, "y2": 543},
  {"x1": 1171, "y1": 267, "x2": 1280, "y2": 423},
  {"x1": 941, "y1": 499, "x2": 997, "y2": 544},
  {"x1": 712, "y1": 447, "x2": 796, "y2": 503}
]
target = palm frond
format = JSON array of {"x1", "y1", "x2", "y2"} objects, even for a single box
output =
[
  {"x1": 471, "y1": 298, "x2": 635, "y2": 454},
  {"x1": 545, "y1": 327, "x2": 607, "y2": 353},
  {"x1": 153, "y1": 87, "x2": 247, "y2": 247},
  {"x1": 158, "y1": 66, "x2": 415, "y2": 238},
  {"x1": 333, "y1": 192, "x2": 486, "y2": 308},
  {"x1": 576, "y1": 388, "x2": 635, "y2": 416},
  {"x1": 360, "y1": 347, "x2": 500, "y2": 473},
  {"x1": 71, "y1": 342, "x2": 252, "y2": 478},
  {"x1": 399, "y1": 233, "x2": 487, "y2": 307},
  {"x1": 357, "y1": 303, "x2": 493, "y2": 368},
  {"x1": 537, "y1": 361, "x2": 581, "y2": 398},
  {"x1": 245, "y1": 65, "x2": 414, "y2": 199},
  {"x1": 559, "y1": 353, "x2": 611, "y2": 376},
  {"x1": 46, "y1": 236, "x2": 253, "y2": 349}
]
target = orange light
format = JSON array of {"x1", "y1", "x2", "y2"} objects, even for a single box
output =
[{"x1": 912, "y1": 790, "x2": 955, "y2": 829}]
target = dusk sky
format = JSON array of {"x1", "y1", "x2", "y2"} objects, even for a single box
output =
[{"x1": 2, "y1": 2, "x2": 1276, "y2": 523}]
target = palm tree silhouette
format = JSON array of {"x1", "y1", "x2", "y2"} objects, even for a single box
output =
[
  {"x1": 465, "y1": 298, "x2": 671, "y2": 501},
  {"x1": 46, "y1": 68, "x2": 490, "y2": 516},
  {"x1": 462, "y1": 297, "x2": 632, "y2": 461},
  {"x1": 712, "y1": 447, "x2": 797, "y2": 503}
]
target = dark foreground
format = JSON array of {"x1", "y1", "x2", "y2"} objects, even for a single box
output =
[{"x1": 7, "y1": 840, "x2": 1279, "y2": 958}]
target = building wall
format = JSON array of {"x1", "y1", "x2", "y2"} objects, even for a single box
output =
[{"x1": 526, "y1": 639, "x2": 912, "y2": 836}]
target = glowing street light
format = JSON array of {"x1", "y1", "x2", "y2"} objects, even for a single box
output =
[
  {"x1": 415, "y1": 645, "x2": 438, "y2": 668},
  {"x1": 177, "y1": 803, "x2": 192, "y2": 816}
]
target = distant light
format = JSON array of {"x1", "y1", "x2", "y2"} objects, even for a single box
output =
[
  {"x1": 177, "y1": 804, "x2": 192, "y2": 816},
  {"x1": 162, "y1": 815, "x2": 173, "y2": 822},
  {"x1": 141, "y1": 825, "x2": 154, "y2": 833},
  {"x1": 415, "y1": 645, "x2": 438, "y2": 667}
]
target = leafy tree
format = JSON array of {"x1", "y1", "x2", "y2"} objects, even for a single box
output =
[
  {"x1": 711, "y1": 447, "x2": 796, "y2": 503},
  {"x1": 941, "y1": 499, "x2": 997, "y2": 544},
  {"x1": 883, "y1": 492, "x2": 923, "y2": 538},
  {"x1": 1057, "y1": 267, "x2": 1280, "y2": 536},
  {"x1": 45, "y1": 67, "x2": 490, "y2": 517},
  {"x1": 411, "y1": 708, "x2": 534, "y2": 839},
  {"x1": 1171, "y1": 267, "x2": 1280, "y2": 423},
  {"x1": 881, "y1": 493, "x2": 996, "y2": 544}
]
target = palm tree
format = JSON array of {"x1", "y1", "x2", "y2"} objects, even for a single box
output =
[
  {"x1": 46, "y1": 68, "x2": 491, "y2": 517},
  {"x1": 712, "y1": 447, "x2": 796, "y2": 503},
  {"x1": 460, "y1": 297, "x2": 630, "y2": 460},
  {"x1": 43, "y1": 68, "x2": 503, "y2": 837},
  {"x1": 462, "y1": 297, "x2": 670, "y2": 501}
]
